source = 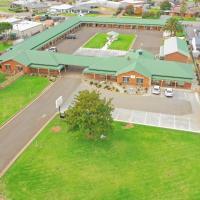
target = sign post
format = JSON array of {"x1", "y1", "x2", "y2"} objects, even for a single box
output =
[{"x1": 55, "y1": 96, "x2": 64, "y2": 118}]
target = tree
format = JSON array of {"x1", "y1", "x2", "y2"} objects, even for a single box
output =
[
  {"x1": 0, "y1": 22, "x2": 12, "y2": 34},
  {"x1": 124, "y1": 5, "x2": 134, "y2": 16},
  {"x1": 164, "y1": 17, "x2": 183, "y2": 36},
  {"x1": 180, "y1": 0, "x2": 187, "y2": 16},
  {"x1": 65, "y1": 90, "x2": 114, "y2": 139},
  {"x1": 194, "y1": 0, "x2": 200, "y2": 6},
  {"x1": 160, "y1": 0, "x2": 171, "y2": 10}
]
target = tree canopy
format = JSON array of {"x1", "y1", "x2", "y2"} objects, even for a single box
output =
[
  {"x1": 0, "y1": 22, "x2": 13, "y2": 34},
  {"x1": 124, "y1": 5, "x2": 135, "y2": 16},
  {"x1": 160, "y1": 0, "x2": 171, "y2": 10},
  {"x1": 180, "y1": 0, "x2": 187, "y2": 16},
  {"x1": 65, "y1": 90, "x2": 114, "y2": 139},
  {"x1": 164, "y1": 17, "x2": 183, "y2": 36}
]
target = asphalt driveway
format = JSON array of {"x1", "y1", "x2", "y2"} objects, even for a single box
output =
[{"x1": 0, "y1": 75, "x2": 81, "y2": 175}]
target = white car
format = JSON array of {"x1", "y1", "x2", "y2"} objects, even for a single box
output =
[
  {"x1": 152, "y1": 85, "x2": 161, "y2": 95},
  {"x1": 164, "y1": 88, "x2": 173, "y2": 97},
  {"x1": 47, "y1": 47, "x2": 57, "y2": 52}
]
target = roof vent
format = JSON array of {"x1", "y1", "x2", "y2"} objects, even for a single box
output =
[{"x1": 138, "y1": 50, "x2": 143, "y2": 55}]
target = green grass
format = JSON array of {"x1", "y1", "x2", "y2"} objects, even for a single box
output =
[
  {"x1": 109, "y1": 34, "x2": 136, "y2": 51},
  {"x1": 84, "y1": 33, "x2": 136, "y2": 50},
  {"x1": 0, "y1": 75, "x2": 49, "y2": 125},
  {"x1": 0, "y1": 42, "x2": 12, "y2": 52},
  {"x1": 1, "y1": 117, "x2": 200, "y2": 200},
  {"x1": 0, "y1": 7, "x2": 15, "y2": 13},
  {"x1": 83, "y1": 33, "x2": 108, "y2": 49},
  {"x1": 0, "y1": 73, "x2": 6, "y2": 83},
  {"x1": 61, "y1": 13, "x2": 78, "y2": 17}
]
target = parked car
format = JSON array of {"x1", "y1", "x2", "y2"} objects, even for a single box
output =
[
  {"x1": 164, "y1": 88, "x2": 173, "y2": 97},
  {"x1": 47, "y1": 47, "x2": 57, "y2": 52},
  {"x1": 66, "y1": 34, "x2": 76, "y2": 39},
  {"x1": 152, "y1": 85, "x2": 161, "y2": 95}
]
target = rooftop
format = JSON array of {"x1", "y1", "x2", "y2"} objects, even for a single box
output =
[
  {"x1": 162, "y1": 37, "x2": 190, "y2": 57},
  {"x1": 13, "y1": 20, "x2": 42, "y2": 32}
]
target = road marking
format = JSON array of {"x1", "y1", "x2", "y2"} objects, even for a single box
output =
[
  {"x1": 173, "y1": 115, "x2": 176, "y2": 129},
  {"x1": 188, "y1": 118, "x2": 191, "y2": 131},
  {"x1": 195, "y1": 92, "x2": 200, "y2": 104},
  {"x1": 128, "y1": 111, "x2": 134, "y2": 123},
  {"x1": 144, "y1": 112, "x2": 148, "y2": 123}
]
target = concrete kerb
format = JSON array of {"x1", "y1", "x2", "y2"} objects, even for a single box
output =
[
  {"x1": 0, "y1": 112, "x2": 58, "y2": 177},
  {"x1": 0, "y1": 78, "x2": 58, "y2": 131}
]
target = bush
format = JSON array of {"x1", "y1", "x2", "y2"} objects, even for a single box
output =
[
  {"x1": 124, "y1": 5, "x2": 134, "y2": 16},
  {"x1": 160, "y1": 1, "x2": 171, "y2": 10},
  {"x1": 115, "y1": 7, "x2": 123, "y2": 15},
  {"x1": 142, "y1": 9, "x2": 160, "y2": 19}
]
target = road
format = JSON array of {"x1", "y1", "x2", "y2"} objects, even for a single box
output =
[{"x1": 0, "y1": 75, "x2": 81, "y2": 175}]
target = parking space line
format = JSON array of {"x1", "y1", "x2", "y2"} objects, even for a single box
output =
[
  {"x1": 188, "y1": 117, "x2": 191, "y2": 131},
  {"x1": 195, "y1": 93, "x2": 200, "y2": 104},
  {"x1": 158, "y1": 114, "x2": 161, "y2": 127},
  {"x1": 128, "y1": 111, "x2": 134, "y2": 123},
  {"x1": 144, "y1": 112, "x2": 148, "y2": 124},
  {"x1": 173, "y1": 115, "x2": 176, "y2": 129}
]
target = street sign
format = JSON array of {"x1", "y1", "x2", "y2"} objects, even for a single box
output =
[{"x1": 55, "y1": 96, "x2": 63, "y2": 109}]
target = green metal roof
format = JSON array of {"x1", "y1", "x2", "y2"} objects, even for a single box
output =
[
  {"x1": 0, "y1": 16, "x2": 166, "y2": 63},
  {"x1": 0, "y1": 16, "x2": 193, "y2": 83},
  {"x1": 176, "y1": 37, "x2": 190, "y2": 57}
]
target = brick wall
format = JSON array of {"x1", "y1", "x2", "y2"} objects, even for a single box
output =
[
  {"x1": 0, "y1": 60, "x2": 29, "y2": 74},
  {"x1": 117, "y1": 71, "x2": 150, "y2": 88}
]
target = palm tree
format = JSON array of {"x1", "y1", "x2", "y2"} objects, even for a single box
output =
[{"x1": 163, "y1": 17, "x2": 183, "y2": 36}]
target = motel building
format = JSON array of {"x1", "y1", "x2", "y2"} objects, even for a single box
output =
[{"x1": 0, "y1": 16, "x2": 195, "y2": 90}]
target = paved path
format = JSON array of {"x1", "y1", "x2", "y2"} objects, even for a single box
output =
[{"x1": 0, "y1": 75, "x2": 81, "y2": 175}]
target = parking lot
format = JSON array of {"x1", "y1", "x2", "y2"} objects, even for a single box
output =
[
  {"x1": 110, "y1": 90, "x2": 200, "y2": 132},
  {"x1": 56, "y1": 26, "x2": 163, "y2": 55},
  {"x1": 61, "y1": 80, "x2": 200, "y2": 133}
]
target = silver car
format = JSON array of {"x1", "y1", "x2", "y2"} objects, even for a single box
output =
[
  {"x1": 152, "y1": 85, "x2": 161, "y2": 95},
  {"x1": 164, "y1": 88, "x2": 173, "y2": 97}
]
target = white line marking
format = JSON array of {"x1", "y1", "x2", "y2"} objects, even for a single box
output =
[
  {"x1": 174, "y1": 115, "x2": 176, "y2": 129},
  {"x1": 144, "y1": 112, "x2": 148, "y2": 123}
]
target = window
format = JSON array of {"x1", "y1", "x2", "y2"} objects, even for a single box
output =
[
  {"x1": 16, "y1": 65, "x2": 23, "y2": 72},
  {"x1": 136, "y1": 78, "x2": 144, "y2": 85},
  {"x1": 5, "y1": 64, "x2": 11, "y2": 72},
  {"x1": 123, "y1": 76, "x2": 130, "y2": 83}
]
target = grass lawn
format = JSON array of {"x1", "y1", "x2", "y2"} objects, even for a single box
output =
[
  {"x1": 83, "y1": 33, "x2": 108, "y2": 48},
  {"x1": 109, "y1": 34, "x2": 136, "y2": 51},
  {"x1": 0, "y1": 42, "x2": 12, "y2": 52},
  {"x1": 0, "y1": 75, "x2": 49, "y2": 125},
  {"x1": 1, "y1": 117, "x2": 200, "y2": 200},
  {"x1": 0, "y1": 73, "x2": 6, "y2": 83}
]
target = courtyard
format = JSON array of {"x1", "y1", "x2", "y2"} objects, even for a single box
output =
[
  {"x1": 56, "y1": 27, "x2": 163, "y2": 55},
  {"x1": 1, "y1": 117, "x2": 200, "y2": 200}
]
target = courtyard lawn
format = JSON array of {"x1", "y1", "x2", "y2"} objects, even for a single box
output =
[
  {"x1": 83, "y1": 33, "x2": 108, "y2": 48},
  {"x1": 0, "y1": 75, "x2": 49, "y2": 125},
  {"x1": 109, "y1": 34, "x2": 136, "y2": 51},
  {"x1": 0, "y1": 73, "x2": 6, "y2": 83},
  {"x1": 0, "y1": 42, "x2": 12, "y2": 52},
  {"x1": 1, "y1": 117, "x2": 200, "y2": 200}
]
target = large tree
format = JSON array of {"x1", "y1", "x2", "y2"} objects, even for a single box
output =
[
  {"x1": 124, "y1": 5, "x2": 134, "y2": 16},
  {"x1": 164, "y1": 17, "x2": 183, "y2": 36},
  {"x1": 180, "y1": 0, "x2": 187, "y2": 16},
  {"x1": 160, "y1": 0, "x2": 171, "y2": 10},
  {"x1": 65, "y1": 90, "x2": 114, "y2": 139}
]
